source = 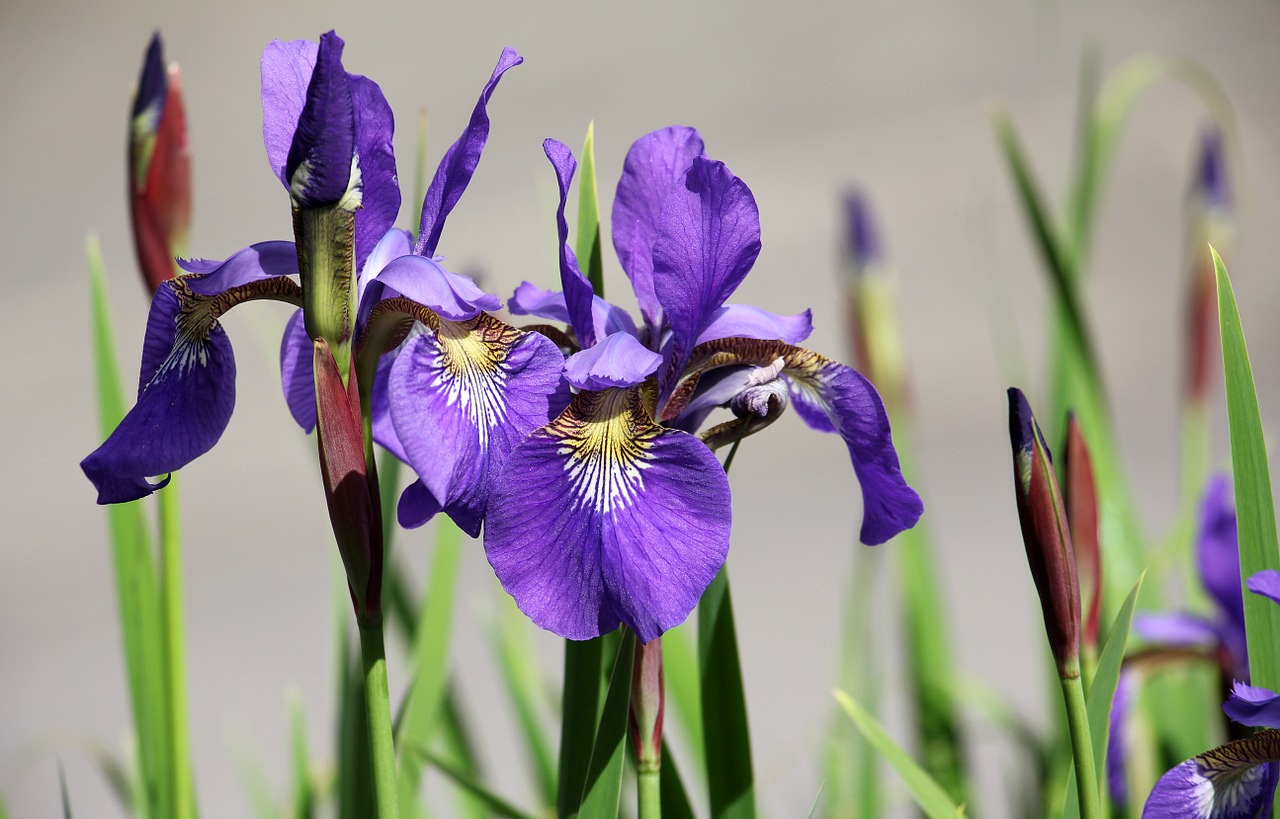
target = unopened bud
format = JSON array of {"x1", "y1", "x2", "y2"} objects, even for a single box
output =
[
  {"x1": 1063, "y1": 414, "x2": 1101, "y2": 652},
  {"x1": 629, "y1": 637, "x2": 664, "y2": 772},
  {"x1": 840, "y1": 190, "x2": 907, "y2": 414},
  {"x1": 1008, "y1": 388, "x2": 1081, "y2": 677}
]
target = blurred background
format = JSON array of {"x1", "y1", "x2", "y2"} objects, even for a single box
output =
[{"x1": 2, "y1": 0, "x2": 1279, "y2": 815}]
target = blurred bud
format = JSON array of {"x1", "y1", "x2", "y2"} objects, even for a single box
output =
[
  {"x1": 1184, "y1": 127, "x2": 1234, "y2": 408},
  {"x1": 629, "y1": 637, "x2": 664, "y2": 772},
  {"x1": 840, "y1": 190, "x2": 907, "y2": 414},
  {"x1": 1063, "y1": 414, "x2": 1101, "y2": 652},
  {"x1": 314, "y1": 338, "x2": 382, "y2": 624},
  {"x1": 1008, "y1": 388, "x2": 1081, "y2": 678},
  {"x1": 129, "y1": 32, "x2": 192, "y2": 294}
]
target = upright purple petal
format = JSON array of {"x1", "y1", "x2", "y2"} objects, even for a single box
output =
[
  {"x1": 261, "y1": 39, "x2": 318, "y2": 187},
  {"x1": 1143, "y1": 737, "x2": 1280, "y2": 818},
  {"x1": 1107, "y1": 669, "x2": 1136, "y2": 807},
  {"x1": 347, "y1": 73, "x2": 399, "y2": 270},
  {"x1": 543, "y1": 139, "x2": 598, "y2": 347},
  {"x1": 389, "y1": 314, "x2": 568, "y2": 536},
  {"x1": 82, "y1": 283, "x2": 236, "y2": 503},
  {"x1": 280, "y1": 308, "x2": 316, "y2": 432},
  {"x1": 1198, "y1": 474, "x2": 1244, "y2": 628},
  {"x1": 611, "y1": 126, "x2": 705, "y2": 328},
  {"x1": 178, "y1": 240, "x2": 299, "y2": 295},
  {"x1": 486, "y1": 389, "x2": 731, "y2": 642},
  {"x1": 414, "y1": 48, "x2": 522, "y2": 257},
  {"x1": 1224, "y1": 682, "x2": 1280, "y2": 729},
  {"x1": 375, "y1": 254, "x2": 500, "y2": 321},
  {"x1": 652, "y1": 157, "x2": 761, "y2": 388},
  {"x1": 694, "y1": 304, "x2": 813, "y2": 346},
  {"x1": 563, "y1": 332, "x2": 662, "y2": 391},
  {"x1": 284, "y1": 32, "x2": 356, "y2": 209}
]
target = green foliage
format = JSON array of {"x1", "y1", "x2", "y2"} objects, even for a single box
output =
[
  {"x1": 578, "y1": 630, "x2": 637, "y2": 818},
  {"x1": 699, "y1": 569, "x2": 755, "y2": 819},
  {"x1": 575, "y1": 122, "x2": 605, "y2": 296}
]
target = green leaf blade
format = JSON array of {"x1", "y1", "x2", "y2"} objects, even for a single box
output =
[
  {"x1": 698, "y1": 570, "x2": 755, "y2": 819},
  {"x1": 578, "y1": 629, "x2": 637, "y2": 819}
]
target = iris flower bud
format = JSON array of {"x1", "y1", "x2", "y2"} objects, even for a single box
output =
[{"x1": 1008, "y1": 388, "x2": 1082, "y2": 678}]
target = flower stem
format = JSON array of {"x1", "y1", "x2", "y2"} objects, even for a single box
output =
[
  {"x1": 637, "y1": 769, "x2": 661, "y2": 819},
  {"x1": 359, "y1": 619, "x2": 401, "y2": 819},
  {"x1": 1060, "y1": 670, "x2": 1099, "y2": 819},
  {"x1": 158, "y1": 478, "x2": 195, "y2": 819}
]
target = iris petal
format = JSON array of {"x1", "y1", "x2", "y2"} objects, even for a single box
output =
[
  {"x1": 611, "y1": 125, "x2": 705, "y2": 329},
  {"x1": 695, "y1": 304, "x2": 813, "y2": 346},
  {"x1": 1132, "y1": 612, "x2": 1220, "y2": 647},
  {"x1": 1143, "y1": 734, "x2": 1280, "y2": 818},
  {"x1": 1199, "y1": 474, "x2": 1245, "y2": 629},
  {"x1": 1224, "y1": 682, "x2": 1280, "y2": 729},
  {"x1": 82, "y1": 283, "x2": 236, "y2": 503},
  {"x1": 543, "y1": 139, "x2": 598, "y2": 347},
  {"x1": 486, "y1": 389, "x2": 731, "y2": 642},
  {"x1": 652, "y1": 156, "x2": 761, "y2": 391},
  {"x1": 283, "y1": 31, "x2": 356, "y2": 209},
  {"x1": 376, "y1": 254, "x2": 500, "y2": 321},
  {"x1": 280, "y1": 308, "x2": 316, "y2": 432},
  {"x1": 508, "y1": 281, "x2": 638, "y2": 342},
  {"x1": 1247, "y1": 570, "x2": 1280, "y2": 608},
  {"x1": 389, "y1": 313, "x2": 568, "y2": 536},
  {"x1": 415, "y1": 48, "x2": 522, "y2": 257},
  {"x1": 563, "y1": 332, "x2": 662, "y2": 391},
  {"x1": 177, "y1": 240, "x2": 299, "y2": 295}
]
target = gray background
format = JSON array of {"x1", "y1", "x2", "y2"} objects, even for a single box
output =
[{"x1": 3, "y1": 0, "x2": 1279, "y2": 816}]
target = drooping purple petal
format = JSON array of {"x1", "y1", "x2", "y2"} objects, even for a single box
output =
[
  {"x1": 652, "y1": 156, "x2": 761, "y2": 387},
  {"x1": 611, "y1": 126, "x2": 705, "y2": 329},
  {"x1": 375, "y1": 254, "x2": 500, "y2": 321},
  {"x1": 1247, "y1": 570, "x2": 1280, "y2": 608},
  {"x1": 1107, "y1": 669, "x2": 1136, "y2": 808},
  {"x1": 414, "y1": 48, "x2": 522, "y2": 257},
  {"x1": 563, "y1": 332, "x2": 662, "y2": 391},
  {"x1": 354, "y1": 228, "x2": 413, "y2": 334},
  {"x1": 82, "y1": 284, "x2": 236, "y2": 503},
  {"x1": 177, "y1": 241, "x2": 299, "y2": 295},
  {"x1": 389, "y1": 315, "x2": 569, "y2": 536},
  {"x1": 1224, "y1": 682, "x2": 1280, "y2": 729},
  {"x1": 347, "y1": 73, "x2": 399, "y2": 270},
  {"x1": 1143, "y1": 739, "x2": 1280, "y2": 818},
  {"x1": 783, "y1": 352, "x2": 921, "y2": 544},
  {"x1": 485, "y1": 388, "x2": 731, "y2": 642},
  {"x1": 398, "y1": 478, "x2": 443, "y2": 528},
  {"x1": 543, "y1": 139, "x2": 598, "y2": 348},
  {"x1": 507, "y1": 281, "x2": 637, "y2": 340},
  {"x1": 694, "y1": 304, "x2": 813, "y2": 346},
  {"x1": 280, "y1": 308, "x2": 316, "y2": 432},
  {"x1": 284, "y1": 31, "x2": 356, "y2": 209},
  {"x1": 1132, "y1": 612, "x2": 1220, "y2": 647}
]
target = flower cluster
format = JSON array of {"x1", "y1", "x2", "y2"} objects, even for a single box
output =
[{"x1": 83, "y1": 32, "x2": 921, "y2": 641}]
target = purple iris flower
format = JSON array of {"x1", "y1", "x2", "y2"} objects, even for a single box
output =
[
  {"x1": 1109, "y1": 475, "x2": 1248, "y2": 806},
  {"x1": 1142, "y1": 570, "x2": 1280, "y2": 818},
  {"x1": 479, "y1": 127, "x2": 923, "y2": 643},
  {"x1": 83, "y1": 34, "x2": 563, "y2": 532}
]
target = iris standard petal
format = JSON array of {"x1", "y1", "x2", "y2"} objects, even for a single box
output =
[
  {"x1": 178, "y1": 240, "x2": 299, "y2": 295},
  {"x1": 695, "y1": 304, "x2": 814, "y2": 346},
  {"x1": 1143, "y1": 734, "x2": 1280, "y2": 818},
  {"x1": 347, "y1": 72, "x2": 398, "y2": 270},
  {"x1": 82, "y1": 284, "x2": 236, "y2": 503},
  {"x1": 284, "y1": 31, "x2": 356, "y2": 209},
  {"x1": 543, "y1": 139, "x2": 598, "y2": 347},
  {"x1": 280, "y1": 308, "x2": 317, "y2": 432},
  {"x1": 1224, "y1": 682, "x2": 1280, "y2": 729},
  {"x1": 486, "y1": 388, "x2": 731, "y2": 642},
  {"x1": 611, "y1": 125, "x2": 705, "y2": 328},
  {"x1": 1107, "y1": 669, "x2": 1137, "y2": 807},
  {"x1": 563, "y1": 332, "x2": 662, "y2": 391},
  {"x1": 508, "y1": 281, "x2": 638, "y2": 341},
  {"x1": 376, "y1": 254, "x2": 500, "y2": 321},
  {"x1": 1199, "y1": 474, "x2": 1245, "y2": 625},
  {"x1": 261, "y1": 39, "x2": 317, "y2": 187},
  {"x1": 652, "y1": 156, "x2": 761, "y2": 386},
  {"x1": 415, "y1": 47, "x2": 522, "y2": 257},
  {"x1": 389, "y1": 314, "x2": 568, "y2": 536},
  {"x1": 1247, "y1": 570, "x2": 1280, "y2": 607}
]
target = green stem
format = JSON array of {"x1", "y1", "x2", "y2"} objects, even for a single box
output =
[
  {"x1": 159, "y1": 478, "x2": 195, "y2": 819},
  {"x1": 1060, "y1": 671, "x2": 1099, "y2": 819},
  {"x1": 637, "y1": 769, "x2": 661, "y2": 819},
  {"x1": 359, "y1": 620, "x2": 401, "y2": 819}
]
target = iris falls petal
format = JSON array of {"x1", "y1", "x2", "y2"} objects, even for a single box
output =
[
  {"x1": 1143, "y1": 732, "x2": 1280, "y2": 818},
  {"x1": 486, "y1": 389, "x2": 732, "y2": 643},
  {"x1": 82, "y1": 282, "x2": 237, "y2": 503},
  {"x1": 389, "y1": 313, "x2": 568, "y2": 536}
]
